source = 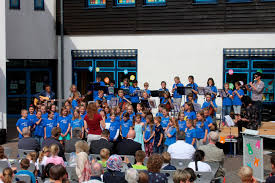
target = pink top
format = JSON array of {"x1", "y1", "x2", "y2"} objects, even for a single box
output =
[{"x1": 46, "y1": 156, "x2": 65, "y2": 167}]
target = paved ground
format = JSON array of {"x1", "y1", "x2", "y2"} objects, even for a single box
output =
[{"x1": 3, "y1": 118, "x2": 274, "y2": 183}]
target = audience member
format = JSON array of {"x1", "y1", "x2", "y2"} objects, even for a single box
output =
[
  {"x1": 138, "y1": 171, "x2": 149, "y2": 183},
  {"x1": 65, "y1": 127, "x2": 82, "y2": 153},
  {"x1": 161, "y1": 152, "x2": 176, "y2": 170},
  {"x1": 89, "y1": 129, "x2": 113, "y2": 154},
  {"x1": 125, "y1": 168, "x2": 139, "y2": 183},
  {"x1": 75, "y1": 141, "x2": 91, "y2": 182},
  {"x1": 42, "y1": 127, "x2": 65, "y2": 160},
  {"x1": 0, "y1": 146, "x2": 8, "y2": 162},
  {"x1": 147, "y1": 154, "x2": 168, "y2": 183},
  {"x1": 188, "y1": 150, "x2": 211, "y2": 172},
  {"x1": 116, "y1": 129, "x2": 142, "y2": 156},
  {"x1": 167, "y1": 131, "x2": 195, "y2": 159},
  {"x1": 48, "y1": 165, "x2": 67, "y2": 183},
  {"x1": 266, "y1": 156, "x2": 275, "y2": 183},
  {"x1": 36, "y1": 146, "x2": 50, "y2": 169},
  {"x1": 46, "y1": 144, "x2": 65, "y2": 167},
  {"x1": 16, "y1": 158, "x2": 36, "y2": 183},
  {"x1": 173, "y1": 169, "x2": 191, "y2": 183},
  {"x1": 26, "y1": 151, "x2": 37, "y2": 164},
  {"x1": 127, "y1": 150, "x2": 147, "y2": 170},
  {"x1": 41, "y1": 163, "x2": 55, "y2": 182},
  {"x1": 103, "y1": 155, "x2": 127, "y2": 183},
  {"x1": 83, "y1": 162, "x2": 104, "y2": 183},
  {"x1": 239, "y1": 166, "x2": 257, "y2": 183},
  {"x1": 98, "y1": 148, "x2": 110, "y2": 168},
  {"x1": 0, "y1": 167, "x2": 13, "y2": 183},
  {"x1": 75, "y1": 140, "x2": 90, "y2": 154},
  {"x1": 184, "y1": 168, "x2": 197, "y2": 183},
  {"x1": 18, "y1": 127, "x2": 40, "y2": 151}
]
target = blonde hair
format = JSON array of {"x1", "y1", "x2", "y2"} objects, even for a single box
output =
[
  {"x1": 26, "y1": 152, "x2": 37, "y2": 163},
  {"x1": 2, "y1": 167, "x2": 13, "y2": 183},
  {"x1": 239, "y1": 166, "x2": 253, "y2": 183},
  {"x1": 100, "y1": 148, "x2": 110, "y2": 161},
  {"x1": 38, "y1": 146, "x2": 50, "y2": 163},
  {"x1": 75, "y1": 140, "x2": 89, "y2": 153},
  {"x1": 50, "y1": 144, "x2": 59, "y2": 156},
  {"x1": 72, "y1": 109, "x2": 82, "y2": 121},
  {"x1": 162, "y1": 152, "x2": 171, "y2": 164}
]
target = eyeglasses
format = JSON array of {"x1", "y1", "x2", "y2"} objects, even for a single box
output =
[{"x1": 254, "y1": 75, "x2": 258, "y2": 78}]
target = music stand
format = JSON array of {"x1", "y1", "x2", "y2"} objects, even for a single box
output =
[
  {"x1": 218, "y1": 89, "x2": 228, "y2": 98},
  {"x1": 109, "y1": 97, "x2": 119, "y2": 108},
  {"x1": 193, "y1": 103, "x2": 201, "y2": 112},
  {"x1": 151, "y1": 90, "x2": 160, "y2": 97},
  {"x1": 224, "y1": 115, "x2": 235, "y2": 139},
  {"x1": 123, "y1": 88, "x2": 130, "y2": 96},
  {"x1": 140, "y1": 99, "x2": 150, "y2": 109},
  {"x1": 148, "y1": 99, "x2": 157, "y2": 109}
]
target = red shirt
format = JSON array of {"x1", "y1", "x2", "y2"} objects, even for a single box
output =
[{"x1": 84, "y1": 113, "x2": 102, "y2": 135}]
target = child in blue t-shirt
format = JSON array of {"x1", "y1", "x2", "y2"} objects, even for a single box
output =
[
  {"x1": 207, "y1": 78, "x2": 218, "y2": 102},
  {"x1": 185, "y1": 119, "x2": 196, "y2": 147},
  {"x1": 43, "y1": 111, "x2": 57, "y2": 139},
  {"x1": 27, "y1": 106, "x2": 36, "y2": 133},
  {"x1": 108, "y1": 113, "x2": 120, "y2": 142},
  {"x1": 164, "y1": 117, "x2": 178, "y2": 151},
  {"x1": 40, "y1": 105, "x2": 48, "y2": 120},
  {"x1": 172, "y1": 76, "x2": 184, "y2": 106},
  {"x1": 50, "y1": 104, "x2": 59, "y2": 123},
  {"x1": 127, "y1": 105, "x2": 136, "y2": 121},
  {"x1": 143, "y1": 115, "x2": 155, "y2": 157},
  {"x1": 161, "y1": 108, "x2": 170, "y2": 130},
  {"x1": 156, "y1": 104, "x2": 164, "y2": 117},
  {"x1": 201, "y1": 93, "x2": 218, "y2": 117},
  {"x1": 33, "y1": 111, "x2": 44, "y2": 146},
  {"x1": 121, "y1": 78, "x2": 131, "y2": 99},
  {"x1": 184, "y1": 102, "x2": 196, "y2": 121},
  {"x1": 195, "y1": 111, "x2": 209, "y2": 148},
  {"x1": 57, "y1": 108, "x2": 71, "y2": 141},
  {"x1": 71, "y1": 109, "x2": 84, "y2": 138},
  {"x1": 16, "y1": 109, "x2": 30, "y2": 139},
  {"x1": 203, "y1": 109, "x2": 213, "y2": 130},
  {"x1": 222, "y1": 83, "x2": 233, "y2": 122},
  {"x1": 129, "y1": 80, "x2": 140, "y2": 105},
  {"x1": 153, "y1": 116, "x2": 164, "y2": 154},
  {"x1": 79, "y1": 105, "x2": 87, "y2": 119},
  {"x1": 178, "y1": 112, "x2": 186, "y2": 131},
  {"x1": 136, "y1": 103, "x2": 143, "y2": 115},
  {"x1": 144, "y1": 82, "x2": 151, "y2": 96},
  {"x1": 120, "y1": 112, "x2": 133, "y2": 138},
  {"x1": 233, "y1": 81, "x2": 244, "y2": 116}
]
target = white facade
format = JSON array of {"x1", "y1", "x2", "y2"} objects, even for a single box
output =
[
  {"x1": 62, "y1": 33, "x2": 275, "y2": 105},
  {"x1": 6, "y1": 0, "x2": 57, "y2": 59}
]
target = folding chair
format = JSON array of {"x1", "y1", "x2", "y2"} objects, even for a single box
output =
[
  {"x1": 160, "y1": 170, "x2": 176, "y2": 183},
  {"x1": 65, "y1": 152, "x2": 71, "y2": 161},
  {"x1": 124, "y1": 155, "x2": 135, "y2": 164},
  {"x1": 196, "y1": 172, "x2": 215, "y2": 183},
  {"x1": 13, "y1": 174, "x2": 31, "y2": 183},
  {"x1": 18, "y1": 149, "x2": 35, "y2": 159},
  {"x1": 0, "y1": 161, "x2": 10, "y2": 173},
  {"x1": 89, "y1": 154, "x2": 101, "y2": 161},
  {"x1": 206, "y1": 161, "x2": 220, "y2": 175},
  {"x1": 66, "y1": 166, "x2": 78, "y2": 182},
  {"x1": 170, "y1": 158, "x2": 191, "y2": 169}
]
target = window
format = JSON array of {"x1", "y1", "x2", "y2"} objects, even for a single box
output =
[
  {"x1": 193, "y1": 0, "x2": 217, "y2": 4},
  {"x1": 226, "y1": 60, "x2": 249, "y2": 69},
  {"x1": 10, "y1": 0, "x2": 20, "y2": 9},
  {"x1": 144, "y1": 0, "x2": 166, "y2": 6},
  {"x1": 34, "y1": 0, "x2": 44, "y2": 10},
  {"x1": 88, "y1": 0, "x2": 106, "y2": 8},
  {"x1": 114, "y1": 0, "x2": 136, "y2": 7},
  {"x1": 227, "y1": 0, "x2": 252, "y2": 3}
]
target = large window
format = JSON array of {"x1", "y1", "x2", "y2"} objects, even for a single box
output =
[
  {"x1": 144, "y1": 0, "x2": 166, "y2": 6},
  {"x1": 10, "y1": 0, "x2": 20, "y2": 9},
  {"x1": 34, "y1": 0, "x2": 44, "y2": 10},
  {"x1": 114, "y1": 0, "x2": 136, "y2": 7},
  {"x1": 88, "y1": 0, "x2": 106, "y2": 8},
  {"x1": 193, "y1": 0, "x2": 217, "y2": 4}
]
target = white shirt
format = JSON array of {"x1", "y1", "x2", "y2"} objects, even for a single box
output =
[
  {"x1": 188, "y1": 161, "x2": 212, "y2": 172},
  {"x1": 167, "y1": 140, "x2": 195, "y2": 159}
]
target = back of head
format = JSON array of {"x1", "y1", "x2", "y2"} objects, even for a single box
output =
[
  {"x1": 193, "y1": 150, "x2": 205, "y2": 172},
  {"x1": 72, "y1": 127, "x2": 82, "y2": 138},
  {"x1": 239, "y1": 166, "x2": 253, "y2": 183},
  {"x1": 91, "y1": 162, "x2": 103, "y2": 177},
  {"x1": 271, "y1": 155, "x2": 275, "y2": 167},
  {"x1": 173, "y1": 169, "x2": 191, "y2": 183},
  {"x1": 127, "y1": 129, "x2": 136, "y2": 139},
  {"x1": 147, "y1": 154, "x2": 163, "y2": 173},
  {"x1": 184, "y1": 168, "x2": 196, "y2": 182},
  {"x1": 2, "y1": 167, "x2": 13, "y2": 183},
  {"x1": 87, "y1": 103, "x2": 97, "y2": 119},
  {"x1": 138, "y1": 171, "x2": 149, "y2": 183},
  {"x1": 177, "y1": 131, "x2": 186, "y2": 141},
  {"x1": 0, "y1": 145, "x2": 6, "y2": 159},
  {"x1": 50, "y1": 144, "x2": 59, "y2": 156},
  {"x1": 22, "y1": 127, "x2": 30, "y2": 137},
  {"x1": 135, "y1": 150, "x2": 146, "y2": 163},
  {"x1": 51, "y1": 127, "x2": 61, "y2": 138},
  {"x1": 42, "y1": 163, "x2": 55, "y2": 180},
  {"x1": 209, "y1": 131, "x2": 219, "y2": 143},
  {"x1": 75, "y1": 140, "x2": 89, "y2": 154},
  {"x1": 100, "y1": 148, "x2": 110, "y2": 160},
  {"x1": 49, "y1": 165, "x2": 67, "y2": 181},
  {"x1": 125, "y1": 168, "x2": 139, "y2": 183},
  {"x1": 20, "y1": 158, "x2": 30, "y2": 170},
  {"x1": 162, "y1": 152, "x2": 171, "y2": 164},
  {"x1": 101, "y1": 129, "x2": 110, "y2": 138}
]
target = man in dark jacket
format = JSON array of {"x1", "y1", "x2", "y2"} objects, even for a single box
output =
[
  {"x1": 116, "y1": 129, "x2": 142, "y2": 156},
  {"x1": 89, "y1": 129, "x2": 114, "y2": 154},
  {"x1": 65, "y1": 127, "x2": 82, "y2": 153},
  {"x1": 18, "y1": 127, "x2": 40, "y2": 151}
]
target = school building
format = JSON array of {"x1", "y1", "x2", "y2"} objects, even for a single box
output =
[{"x1": 1, "y1": 0, "x2": 275, "y2": 138}]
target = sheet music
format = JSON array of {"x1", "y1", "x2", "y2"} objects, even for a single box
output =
[
  {"x1": 197, "y1": 87, "x2": 205, "y2": 95},
  {"x1": 204, "y1": 87, "x2": 212, "y2": 94},
  {"x1": 185, "y1": 87, "x2": 192, "y2": 96},
  {"x1": 193, "y1": 103, "x2": 201, "y2": 112},
  {"x1": 225, "y1": 115, "x2": 235, "y2": 127},
  {"x1": 136, "y1": 90, "x2": 144, "y2": 97},
  {"x1": 110, "y1": 97, "x2": 119, "y2": 107},
  {"x1": 218, "y1": 89, "x2": 228, "y2": 98}
]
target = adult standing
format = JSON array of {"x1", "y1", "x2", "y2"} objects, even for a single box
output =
[
  {"x1": 172, "y1": 76, "x2": 184, "y2": 107},
  {"x1": 245, "y1": 72, "x2": 265, "y2": 126},
  {"x1": 186, "y1": 75, "x2": 199, "y2": 103},
  {"x1": 207, "y1": 78, "x2": 217, "y2": 103},
  {"x1": 68, "y1": 84, "x2": 81, "y2": 100},
  {"x1": 85, "y1": 103, "x2": 105, "y2": 146}
]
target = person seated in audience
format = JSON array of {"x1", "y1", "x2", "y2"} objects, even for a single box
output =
[
  {"x1": 127, "y1": 150, "x2": 147, "y2": 170},
  {"x1": 26, "y1": 152, "x2": 37, "y2": 164},
  {"x1": 98, "y1": 148, "x2": 110, "y2": 168},
  {"x1": 184, "y1": 168, "x2": 197, "y2": 183},
  {"x1": 76, "y1": 141, "x2": 91, "y2": 182},
  {"x1": 0, "y1": 146, "x2": 8, "y2": 162},
  {"x1": 18, "y1": 127, "x2": 40, "y2": 151},
  {"x1": 173, "y1": 169, "x2": 193, "y2": 183},
  {"x1": 266, "y1": 156, "x2": 275, "y2": 183},
  {"x1": 138, "y1": 171, "x2": 149, "y2": 183},
  {"x1": 116, "y1": 129, "x2": 142, "y2": 156},
  {"x1": 147, "y1": 154, "x2": 168, "y2": 183},
  {"x1": 16, "y1": 158, "x2": 36, "y2": 183},
  {"x1": 125, "y1": 168, "x2": 139, "y2": 183},
  {"x1": 161, "y1": 152, "x2": 176, "y2": 170},
  {"x1": 0, "y1": 167, "x2": 14, "y2": 183},
  {"x1": 42, "y1": 127, "x2": 65, "y2": 161},
  {"x1": 103, "y1": 154, "x2": 127, "y2": 183},
  {"x1": 89, "y1": 129, "x2": 113, "y2": 155},
  {"x1": 167, "y1": 131, "x2": 195, "y2": 159},
  {"x1": 41, "y1": 163, "x2": 55, "y2": 182},
  {"x1": 239, "y1": 166, "x2": 257, "y2": 183},
  {"x1": 65, "y1": 127, "x2": 82, "y2": 153},
  {"x1": 84, "y1": 162, "x2": 104, "y2": 183},
  {"x1": 36, "y1": 146, "x2": 50, "y2": 170},
  {"x1": 46, "y1": 165, "x2": 67, "y2": 183},
  {"x1": 46, "y1": 144, "x2": 65, "y2": 167},
  {"x1": 188, "y1": 150, "x2": 211, "y2": 172}
]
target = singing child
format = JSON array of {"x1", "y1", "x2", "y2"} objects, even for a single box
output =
[
  {"x1": 161, "y1": 108, "x2": 170, "y2": 130},
  {"x1": 184, "y1": 101, "x2": 196, "y2": 121},
  {"x1": 178, "y1": 111, "x2": 186, "y2": 132},
  {"x1": 129, "y1": 80, "x2": 140, "y2": 111},
  {"x1": 185, "y1": 119, "x2": 196, "y2": 147},
  {"x1": 43, "y1": 111, "x2": 57, "y2": 139},
  {"x1": 120, "y1": 112, "x2": 133, "y2": 139},
  {"x1": 70, "y1": 109, "x2": 84, "y2": 138},
  {"x1": 33, "y1": 111, "x2": 44, "y2": 146},
  {"x1": 207, "y1": 78, "x2": 218, "y2": 102},
  {"x1": 133, "y1": 114, "x2": 145, "y2": 151},
  {"x1": 143, "y1": 114, "x2": 155, "y2": 157},
  {"x1": 143, "y1": 82, "x2": 151, "y2": 96},
  {"x1": 153, "y1": 117, "x2": 164, "y2": 154},
  {"x1": 195, "y1": 111, "x2": 209, "y2": 148},
  {"x1": 16, "y1": 109, "x2": 30, "y2": 139},
  {"x1": 164, "y1": 117, "x2": 178, "y2": 152},
  {"x1": 233, "y1": 81, "x2": 244, "y2": 117},
  {"x1": 172, "y1": 76, "x2": 184, "y2": 107},
  {"x1": 57, "y1": 108, "x2": 71, "y2": 141},
  {"x1": 222, "y1": 83, "x2": 233, "y2": 122},
  {"x1": 186, "y1": 75, "x2": 199, "y2": 103},
  {"x1": 108, "y1": 112, "x2": 120, "y2": 142}
]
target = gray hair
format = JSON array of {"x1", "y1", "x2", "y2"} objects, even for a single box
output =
[
  {"x1": 177, "y1": 131, "x2": 186, "y2": 140},
  {"x1": 91, "y1": 162, "x2": 103, "y2": 177},
  {"x1": 125, "y1": 168, "x2": 139, "y2": 183},
  {"x1": 22, "y1": 127, "x2": 30, "y2": 137},
  {"x1": 72, "y1": 127, "x2": 82, "y2": 138},
  {"x1": 209, "y1": 131, "x2": 219, "y2": 143}
]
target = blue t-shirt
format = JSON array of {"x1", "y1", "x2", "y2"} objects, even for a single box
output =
[
  {"x1": 71, "y1": 118, "x2": 84, "y2": 130},
  {"x1": 144, "y1": 124, "x2": 155, "y2": 143},
  {"x1": 129, "y1": 112, "x2": 135, "y2": 121},
  {"x1": 43, "y1": 119, "x2": 57, "y2": 138},
  {"x1": 58, "y1": 116, "x2": 71, "y2": 134},
  {"x1": 72, "y1": 99, "x2": 78, "y2": 109},
  {"x1": 80, "y1": 113, "x2": 86, "y2": 119},
  {"x1": 156, "y1": 112, "x2": 164, "y2": 118},
  {"x1": 129, "y1": 86, "x2": 140, "y2": 103},
  {"x1": 164, "y1": 127, "x2": 177, "y2": 146},
  {"x1": 178, "y1": 120, "x2": 186, "y2": 131},
  {"x1": 233, "y1": 89, "x2": 244, "y2": 106},
  {"x1": 93, "y1": 81, "x2": 105, "y2": 98},
  {"x1": 16, "y1": 170, "x2": 36, "y2": 183},
  {"x1": 161, "y1": 116, "x2": 170, "y2": 128},
  {"x1": 222, "y1": 90, "x2": 233, "y2": 106},
  {"x1": 186, "y1": 83, "x2": 199, "y2": 103},
  {"x1": 205, "y1": 116, "x2": 213, "y2": 128},
  {"x1": 33, "y1": 117, "x2": 44, "y2": 137},
  {"x1": 210, "y1": 86, "x2": 218, "y2": 102},
  {"x1": 159, "y1": 88, "x2": 169, "y2": 102},
  {"x1": 120, "y1": 119, "x2": 133, "y2": 138},
  {"x1": 201, "y1": 101, "x2": 218, "y2": 116},
  {"x1": 121, "y1": 85, "x2": 130, "y2": 99},
  {"x1": 94, "y1": 96, "x2": 104, "y2": 102},
  {"x1": 195, "y1": 121, "x2": 209, "y2": 139},
  {"x1": 160, "y1": 98, "x2": 173, "y2": 105},
  {"x1": 184, "y1": 111, "x2": 196, "y2": 120},
  {"x1": 16, "y1": 118, "x2": 30, "y2": 139},
  {"x1": 172, "y1": 83, "x2": 184, "y2": 98},
  {"x1": 154, "y1": 125, "x2": 164, "y2": 145},
  {"x1": 109, "y1": 120, "x2": 120, "y2": 141},
  {"x1": 185, "y1": 128, "x2": 196, "y2": 145},
  {"x1": 27, "y1": 114, "x2": 37, "y2": 127},
  {"x1": 145, "y1": 89, "x2": 151, "y2": 96},
  {"x1": 41, "y1": 113, "x2": 48, "y2": 120}
]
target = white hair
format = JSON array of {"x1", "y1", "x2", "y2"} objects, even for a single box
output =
[
  {"x1": 209, "y1": 131, "x2": 219, "y2": 143},
  {"x1": 125, "y1": 168, "x2": 139, "y2": 183}
]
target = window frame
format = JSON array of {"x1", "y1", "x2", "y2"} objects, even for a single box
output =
[
  {"x1": 114, "y1": 0, "x2": 136, "y2": 7},
  {"x1": 193, "y1": 0, "x2": 217, "y2": 4},
  {"x1": 143, "y1": 0, "x2": 166, "y2": 6},
  {"x1": 226, "y1": 0, "x2": 252, "y2": 3},
  {"x1": 87, "y1": 0, "x2": 107, "y2": 8},
  {"x1": 34, "y1": 0, "x2": 45, "y2": 10},
  {"x1": 10, "y1": 0, "x2": 20, "y2": 10}
]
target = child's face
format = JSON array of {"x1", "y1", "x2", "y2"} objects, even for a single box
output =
[
  {"x1": 22, "y1": 111, "x2": 28, "y2": 118},
  {"x1": 174, "y1": 78, "x2": 179, "y2": 83},
  {"x1": 224, "y1": 84, "x2": 229, "y2": 90},
  {"x1": 184, "y1": 104, "x2": 189, "y2": 110},
  {"x1": 123, "y1": 80, "x2": 128, "y2": 85},
  {"x1": 204, "y1": 111, "x2": 209, "y2": 117},
  {"x1": 133, "y1": 82, "x2": 137, "y2": 87},
  {"x1": 142, "y1": 92, "x2": 148, "y2": 99},
  {"x1": 98, "y1": 92, "x2": 104, "y2": 98},
  {"x1": 235, "y1": 84, "x2": 240, "y2": 89},
  {"x1": 62, "y1": 109, "x2": 68, "y2": 116},
  {"x1": 110, "y1": 115, "x2": 116, "y2": 121},
  {"x1": 136, "y1": 117, "x2": 141, "y2": 122},
  {"x1": 79, "y1": 107, "x2": 85, "y2": 114},
  {"x1": 197, "y1": 114, "x2": 203, "y2": 121},
  {"x1": 118, "y1": 92, "x2": 124, "y2": 97},
  {"x1": 162, "y1": 109, "x2": 168, "y2": 116},
  {"x1": 188, "y1": 77, "x2": 193, "y2": 83},
  {"x1": 136, "y1": 104, "x2": 142, "y2": 111},
  {"x1": 206, "y1": 95, "x2": 211, "y2": 102},
  {"x1": 146, "y1": 118, "x2": 150, "y2": 123},
  {"x1": 208, "y1": 80, "x2": 213, "y2": 86},
  {"x1": 158, "y1": 106, "x2": 163, "y2": 112},
  {"x1": 104, "y1": 107, "x2": 110, "y2": 113},
  {"x1": 51, "y1": 105, "x2": 56, "y2": 112},
  {"x1": 161, "y1": 83, "x2": 166, "y2": 88},
  {"x1": 179, "y1": 114, "x2": 185, "y2": 121},
  {"x1": 100, "y1": 111, "x2": 105, "y2": 117},
  {"x1": 154, "y1": 119, "x2": 159, "y2": 125},
  {"x1": 110, "y1": 83, "x2": 115, "y2": 87},
  {"x1": 49, "y1": 112, "x2": 54, "y2": 118},
  {"x1": 65, "y1": 102, "x2": 70, "y2": 107},
  {"x1": 127, "y1": 107, "x2": 133, "y2": 114},
  {"x1": 29, "y1": 107, "x2": 34, "y2": 114},
  {"x1": 186, "y1": 121, "x2": 192, "y2": 128},
  {"x1": 36, "y1": 112, "x2": 42, "y2": 118},
  {"x1": 123, "y1": 116, "x2": 128, "y2": 121},
  {"x1": 73, "y1": 111, "x2": 79, "y2": 118},
  {"x1": 188, "y1": 96, "x2": 193, "y2": 101},
  {"x1": 144, "y1": 84, "x2": 149, "y2": 89},
  {"x1": 41, "y1": 106, "x2": 46, "y2": 113}
]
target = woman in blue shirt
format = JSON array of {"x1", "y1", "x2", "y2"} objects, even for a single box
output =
[
  {"x1": 120, "y1": 112, "x2": 133, "y2": 138},
  {"x1": 186, "y1": 75, "x2": 199, "y2": 103},
  {"x1": 222, "y1": 83, "x2": 233, "y2": 122},
  {"x1": 70, "y1": 109, "x2": 84, "y2": 138},
  {"x1": 233, "y1": 81, "x2": 244, "y2": 116},
  {"x1": 207, "y1": 78, "x2": 218, "y2": 102}
]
